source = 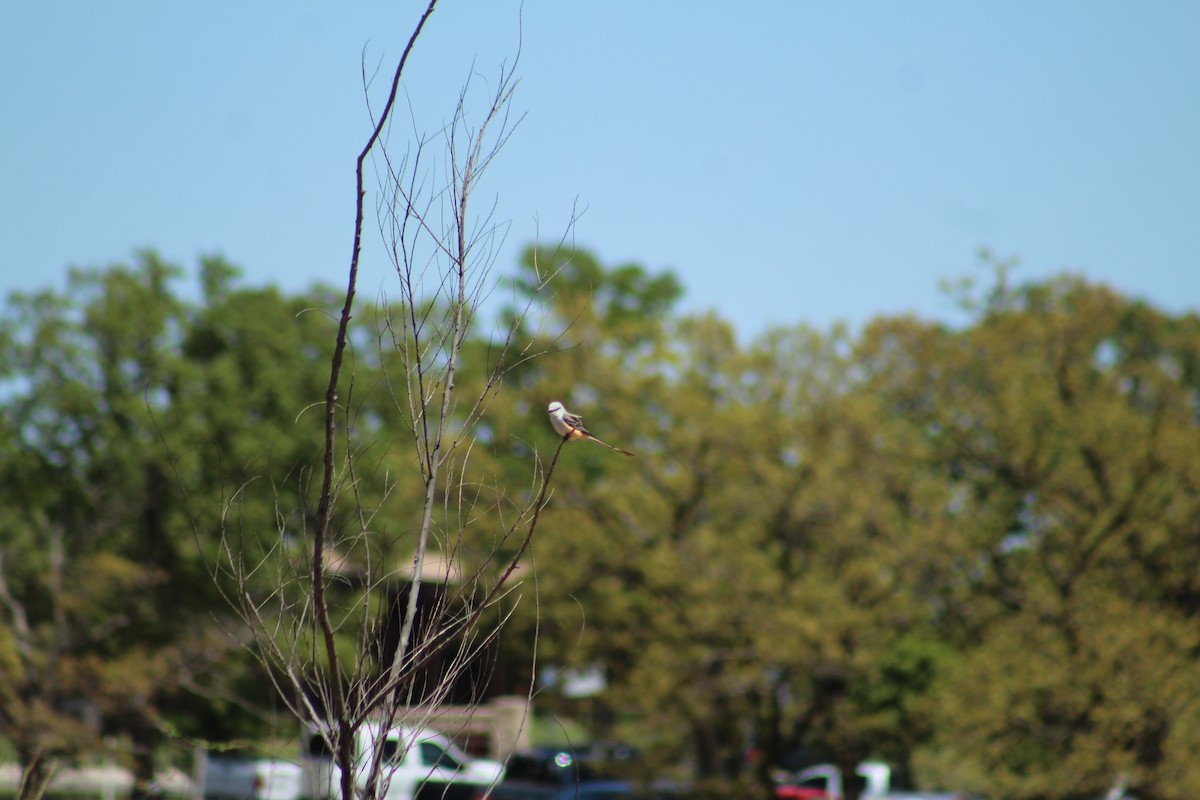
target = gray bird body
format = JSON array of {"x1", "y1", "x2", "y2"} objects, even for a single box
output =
[{"x1": 547, "y1": 400, "x2": 634, "y2": 457}]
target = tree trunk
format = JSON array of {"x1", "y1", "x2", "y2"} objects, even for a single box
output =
[
  {"x1": 128, "y1": 724, "x2": 160, "y2": 800},
  {"x1": 17, "y1": 752, "x2": 55, "y2": 800}
]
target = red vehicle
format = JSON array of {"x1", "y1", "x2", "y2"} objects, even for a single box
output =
[{"x1": 775, "y1": 786, "x2": 830, "y2": 800}]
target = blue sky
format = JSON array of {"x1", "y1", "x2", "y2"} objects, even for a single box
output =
[{"x1": 3, "y1": 2, "x2": 1198, "y2": 335}]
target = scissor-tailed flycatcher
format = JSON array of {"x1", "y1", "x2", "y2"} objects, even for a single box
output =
[{"x1": 547, "y1": 400, "x2": 635, "y2": 457}]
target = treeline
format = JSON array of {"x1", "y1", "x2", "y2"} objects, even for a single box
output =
[{"x1": 2, "y1": 248, "x2": 1199, "y2": 800}]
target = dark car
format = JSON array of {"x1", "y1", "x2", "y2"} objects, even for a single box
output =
[
  {"x1": 483, "y1": 749, "x2": 675, "y2": 800},
  {"x1": 483, "y1": 748, "x2": 611, "y2": 800},
  {"x1": 490, "y1": 780, "x2": 677, "y2": 800},
  {"x1": 544, "y1": 781, "x2": 637, "y2": 800}
]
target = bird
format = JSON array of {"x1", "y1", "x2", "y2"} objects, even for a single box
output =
[{"x1": 547, "y1": 400, "x2": 635, "y2": 457}]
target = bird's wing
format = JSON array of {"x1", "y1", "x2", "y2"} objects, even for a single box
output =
[{"x1": 563, "y1": 411, "x2": 584, "y2": 427}]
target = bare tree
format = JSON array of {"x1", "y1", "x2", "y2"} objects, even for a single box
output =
[{"x1": 209, "y1": 5, "x2": 574, "y2": 800}]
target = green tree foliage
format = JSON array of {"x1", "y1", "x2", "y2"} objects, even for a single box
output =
[
  {"x1": 487, "y1": 250, "x2": 951, "y2": 797},
  {"x1": 873, "y1": 276, "x2": 1200, "y2": 800},
  {"x1": 0, "y1": 254, "x2": 346, "y2": 798},
  {"x1": 477, "y1": 251, "x2": 1200, "y2": 800},
  {"x1": 3, "y1": 246, "x2": 1200, "y2": 800}
]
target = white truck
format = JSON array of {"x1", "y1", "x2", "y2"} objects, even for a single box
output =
[
  {"x1": 783, "y1": 762, "x2": 978, "y2": 800},
  {"x1": 201, "y1": 723, "x2": 505, "y2": 800}
]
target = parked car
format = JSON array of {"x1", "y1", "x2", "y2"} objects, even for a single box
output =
[
  {"x1": 490, "y1": 780, "x2": 678, "y2": 800},
  {"x1": 481, "y1": 748, "x2": 677, "y2": 800},
  {"x1": 202, "y1": 723, "x2": 504, "y2": 800},
  {"x1": 774, "y1": 762, "x2": 980, "y2": 800},
  {"x1": 482, "y1": 748, "x2": 610, "y2": 800}
]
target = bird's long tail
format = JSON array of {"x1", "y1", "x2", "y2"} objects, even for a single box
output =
[{"x1": 587, "y1": 434, "x2": 635, "y2": 457}]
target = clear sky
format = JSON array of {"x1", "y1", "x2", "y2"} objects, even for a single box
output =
[{"x1": 3, "y1": 2, "x2": 1198, "y2": 335}]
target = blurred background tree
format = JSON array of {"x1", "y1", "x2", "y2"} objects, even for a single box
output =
[
  {"x1": 2, "y1": 247, "x2": 1199, "y2": 800},
  {"x1": 0, "y1": 253, "x2": 344, "y2": 799},
  {"x1": 474, "y1": 251, "x2": 1200, "y2": 800}
]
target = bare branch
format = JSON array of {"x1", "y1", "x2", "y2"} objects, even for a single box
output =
[{"x1": 312, "y1": 0, "x2": 440, "y2": 749}]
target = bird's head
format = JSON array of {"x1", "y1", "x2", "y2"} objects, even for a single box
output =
[{"x1": 547, "y1": 401, "x2": 564, "y2": 415}]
